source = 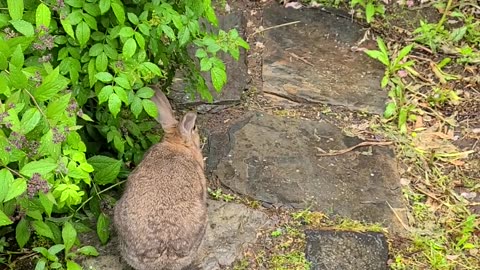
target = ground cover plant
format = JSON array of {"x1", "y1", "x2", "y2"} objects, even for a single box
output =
[{"x1": 0, "y1": 0, "x2": 248, "y2": 269}]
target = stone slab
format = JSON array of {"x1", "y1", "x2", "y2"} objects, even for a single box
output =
[
  {"x1": 262, "y1": 4, "x2": 386, "y2": 114},
  {"x1": 305, "y1": 230, "x2": 389, "y2": 270},
  {"x1": 169, "y1": 11, "x2": 249, "y2": 108},
  {"x1": 80, "y1": 200, "x2": 270, "y2": 270},
  {"x1": 208, "y1": 113, "x2": 406, "y2": 232}
]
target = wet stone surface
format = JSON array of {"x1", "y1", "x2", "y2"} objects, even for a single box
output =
[
  {"x1": 208, "y1": 113, "x2": 406, "y2": 232},
  {"x1": 80, "y1": 200, "x2": 270, "y2": 270},
  {"x1": 262, "y1": 4, "x2": 387, "y2": 114},
  {"x1": 169, "y1": 11, "x2": 249, "y2": 110},
  {"x1": 305, "y1": 230, "x2": 389, "y2": 270}
]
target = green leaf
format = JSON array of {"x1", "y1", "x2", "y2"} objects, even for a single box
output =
[
  {"x1": 35, "y1": 3, "x2": 51, "y2": 29},
  {"x1": 95, "y1": 72, "x2": 113, "y2": 83},
  {"x1": 20, "y1": 159, "x2": 58, "y2": 177},
  {"x1": 89, "y1": 43, "x2": 104, "y2": 56},
  {"x1": 398, "y1": 107, "x2": 408, "y2": 133},
  {"x1": 10, "y1": 20, "x2": 35, "y2": 37},
  {"x1": 127, "y1": 13, "x2": 139, "y2": 25},
  {"x1": 140, "y1": 62, "x2": 162, "y2": 76},
  {"x1": 48, "y1": 244, "x2": 65, "y2": 255},
  {"x1": 134, "y1": 32, "x2": 145, "y2": 49},
  {"x1": 98, "y1": 85, "x2": 113, "y2": 104},
  {"x1": 0, "y1": 169, "x2": 13, "y2": 202},
  {"x1": 0, "y1": 210, "x2": 13, "y2": 227},
  {"x1": 96, "y1": 52, "x2": 108, "y2": 72},
  {"x1": 10, "y1": 44, "x2": 24, "y2": 68},
  {"x1": 77, "y1": 246, "x2": 99, "y2": 256},
  {"x1": 66, "y1": 261, "x2": 82, "y2": 270},
  {"x1": 397, "y1": 44, "x2": 414, "y2": 63},
  {"x1": 20, "y1": 108, "x2": 42, "y2": 134},
  {"x1": 108, "y1": 94, "x2": 122, "y2": 117},
  {"x1": 211, "y1": 66, "x2": 227, "y2": 92},
  {"x1": 111, "y1": 0, "x2": 125, "y2": 24},
  {"x1": 76, "y1": 21, "x2": 90, "y2": 47},
  {"x1": 35, "y1": 259, "x2": 46, "y2": 270},
  {"x1": 204, "y1": 5, "x2": 218, "y2": 26},
  {"x1": 161, "y1": 25, "x2": 176, "y2": 40},
  {"x1": 99, "y1": 0, "x2": 111, "y2": 14},
  {"x1": 88, "y1": 155, "x2": 122, "y2": 185},
  {"x1": 65, "y1": 0, "x2": 83, "y2": 8},
  {"x1": 4, "y1": 178, "x2": 26, "y2": 202},
  {"x1": 97, "y1": 213, "x2": 110, "y2": 245},
  {"x1": 119, "y1": 26, "x2": 135, "y2": 38},
  {"x1": 46, "y1": 93, "x2": 71, "y2": 122},
  {"x1": 195, "y1": 49, "x2": 207, "y2": 58},
  {"x1": 7, "y1": 0, "x2": 24, "y2": 21},
  {"x1": 34, "y1": 67, "x2": 70, "y2": 102},
  {"x1": 142, "y1": 99, "x2": 158, "y2": 118},
  {"x1": 114, "y1": 77, "x2": 130, "y2": 89},
  {"x1": 383, "y1": 102, "x2": 396, "y2": 118},
  {"x1": 138, "y1": 23, "x2": 150, "y2": 35},
  {"x1": 16, "y1": 218, "x2": 30, "y2": 248},
  {"x1": 32, "y1": 220, "x2": 55, "y2": 240},
  {"x1": 62, "y1": 222, "x2": 77, "y2": 252},
  {"x1": 122, "y1": 38, "x2": 136, "y2": 59},
  {"x1": 200, "y1": 57, "x2": 212, "y2": 71},
  {"x1": 61, "y1": 20, "x2": 75, "y2": 39},
  {"x1": 130, "y1": 97, "x2": 142, "y2": 118},
  {"x1": 39, "y1": 192, "x2": 55, "y2": 217},
  {"x1": 136, "y1": 87, "x2": 154, "y2": 98},
  {"x1": 365, "y1": 2, "x2": 375, "y2": 23},
  {"x1": 178, "y1": 27, "x2": 190, "y2": 46},
  {"x1": 114, "y1": 86, "x2": 128, "y2": 104},
  {"x1": 377, "y1": 37, "x2": 388, "y2": 57}
]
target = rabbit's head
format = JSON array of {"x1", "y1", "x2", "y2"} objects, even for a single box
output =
[{"x1": 151, "y1": 87, "x2": 202, "y2": 156}]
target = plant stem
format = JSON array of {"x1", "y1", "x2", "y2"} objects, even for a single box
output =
[{"x1": 436, "y1": 0, "x2": 454, "y2": 31}]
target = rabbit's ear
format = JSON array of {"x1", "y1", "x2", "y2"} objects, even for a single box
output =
[
  {"x1": 179, "y1": 112, "x2": 197, "y2": 136},
  {"x1": 151, "y1": 87, "x2": 178, "y2": 129}
]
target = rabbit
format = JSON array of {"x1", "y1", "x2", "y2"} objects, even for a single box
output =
[{"x1": 113, "y1": 87, "x2": 207, "y2": 270}]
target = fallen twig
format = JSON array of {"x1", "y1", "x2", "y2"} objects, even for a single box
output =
[
  {"x1": 316, "y1": 141, "x2": 393, "y2": 157},
  {"x1": 252, "y1": 21, "x2": 301, "y2": 36}
]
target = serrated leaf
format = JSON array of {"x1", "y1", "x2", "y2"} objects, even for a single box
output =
[
  {"x1": 20, "y1": 159, "x2": 57, "y2": 177},
  {"x1": 62, "y1": 222, "x2": 77, "y2": 252},
  {"x1": 46, "y1": 93, "x2": 71, "y2": 122},
  {"x1": 111, "y1": 0, "x2": 125, "y2": 24},
  {"x1": 32, "y1": 220, "x2": 54, "y2": 240},
  {"x1": 4, "y1": 179, "x2": 26, "y2": 202},
  {"x1": 211, "y1": 66, "x2": 227, "y2": 92},
  {"x1": 7, "y1": 0, "x2": 23, "y2": 21},
  {"x1": 130, "y1": 96, "x2": 142, "y2": 118},
  {"x1": 77, "y1": 246, "x2": 99, "y2": 256},
  {"x1": 76, "y1": 21, "x2": 90, "y2": 47},
  {"x1": 200, "y1": 57, "x2": 212, "y2": 71},
  {"x1": 95, "y1": 72, "x2": 113, "y2": 83},
  {"x1": 20, "y1": 108, "x2": 41, "y2": 134},
  {"x1": 88, "y1": 155, "x2": 122, "y2": 185},
  {"x1": 108, "y1": 94, "x2": 121, "y2": 117},
  {"x1": 122, "y1": 38, "x2": 136, "y2": 59},
  {"x1": 98, "y1": 85, "x2": 113, "y2": 104},
  {"x1": 0, "y1": 210, "x2": 13, "y2": 227},
  {"x1": 97, "y1": 213, "x2": 110, "y2": 245},
  {"x1": 34, "y1": 68, "x2": 69, "y2": 102},
  {"x1": 16, "y1": 218, "x2": 30, "y2": 248},
  {"x1": 10, "y1": 20, "x2": 35, "y2": 37},
  {"x1": 195, "y1": 49, "x2": 207, "y2": 58},
  {"x1": 0, "y1": 169, "x2": 14, "y2": 202},
  {"x1": 35, "y1": 3, "x2": 51, "y2": 29}
]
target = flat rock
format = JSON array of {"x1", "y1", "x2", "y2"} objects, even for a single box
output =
[
  {"x1": 208, "y1": 113, "x2": 406, "y2": 232},
  {"x1": 169, "y1": 11, "x2": 249, "y2": 109},
  {"x1": 80, "y1": 200, "x2": 270, "y2": 270},
  {"x1": 262, "y1": 4, "x2": 386, "y2": 114},
  {"x1": 305, "y1": 230, "x2": 389, "y2": 270}
]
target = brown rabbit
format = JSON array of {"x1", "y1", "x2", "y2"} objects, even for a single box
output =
[{"x1": 113, "y1": 87, "x2": 207, "y2": 270}]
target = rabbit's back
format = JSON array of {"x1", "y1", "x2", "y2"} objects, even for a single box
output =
[{"x1": 114, "y1": 143, "x2": 207, "y2": 270}]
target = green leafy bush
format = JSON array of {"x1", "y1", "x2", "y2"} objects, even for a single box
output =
[{"x1": 0, "y1": 0, "x2": 247, "y2": 268}]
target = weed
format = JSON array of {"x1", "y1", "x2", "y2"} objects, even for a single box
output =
[{"x1": 208, "y1": 188, "x2": 236, "y2": 202}]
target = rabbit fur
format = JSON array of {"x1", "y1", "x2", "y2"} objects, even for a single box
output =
[{"x1": 114, "y1": 87, "x2": 207, "y2": 270}]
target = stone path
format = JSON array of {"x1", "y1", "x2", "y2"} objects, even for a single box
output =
[{"x1": 84, "y1": 2, "x2": 406, "y2": 269}]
